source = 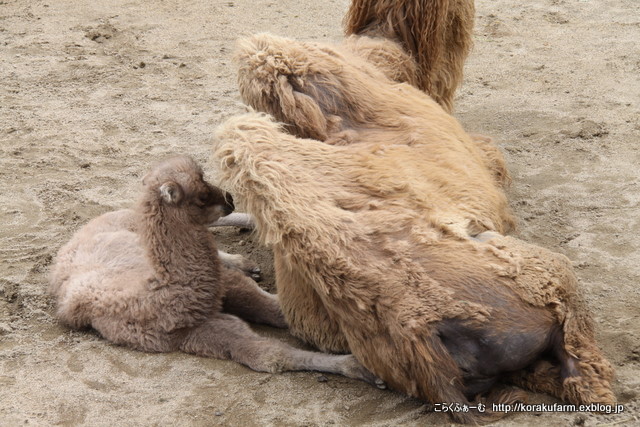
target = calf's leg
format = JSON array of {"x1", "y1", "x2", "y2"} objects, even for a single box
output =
[
  {"x1": 222, "y1": 267, "x2": 287, "y2": 328},
  {"x1": 217, "y1": 250, "x2": 262, "y2": 281},
  {"x1": 180, "y1": 313, "x2": 383, "y2": 387}
]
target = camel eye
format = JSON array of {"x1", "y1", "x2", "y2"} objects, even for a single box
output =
[{"x1": 197, "y1": 193, "x2": 214, "y2": 207}]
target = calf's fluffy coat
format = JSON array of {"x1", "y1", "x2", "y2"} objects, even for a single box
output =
[{"x1": 49, "y1": 155, "x2": 379, "y2": 383}]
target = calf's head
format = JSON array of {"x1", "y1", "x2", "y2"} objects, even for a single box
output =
[{"x1": 142, "y1": 155, "x2": 234, "y2": 224}]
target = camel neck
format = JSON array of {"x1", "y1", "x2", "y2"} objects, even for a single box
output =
[{"x1": 137, "y1": 199, "x2": 219, "y2": 281}]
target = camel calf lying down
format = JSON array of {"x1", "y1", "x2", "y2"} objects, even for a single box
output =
[
  {"x1": 212, "y1": 114, "x2": 615, "y2": 424},
  {"x1": 49, "y1": 155, "x2": 380, "y2": 384}
]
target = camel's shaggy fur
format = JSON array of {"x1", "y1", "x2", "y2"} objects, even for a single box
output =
[
  {"x1": 235, "y1": 33, "x2": 514, "y2": 238},
  {"x1": 234, "y1": 0, "x2": 474, "y2": 114},
  {"x1": 344, "y1": 0, "x2": 475, "y2": 111},
  {"x1": 49, "y1": 155, "x2": 380, "y2": 384},
  {"x1": 232, "y1": 1, "x2": 504, "y2": 240},
  {"x1": 211, "y1": 113, "x2": 615, "y2": 424}
]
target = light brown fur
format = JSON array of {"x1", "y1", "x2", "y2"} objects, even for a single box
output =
[
  {"x1": 211, "y1": 114, "x2": 615, "y2": 424},
  {"x1": 49, "y1": 155, "x2": 381, "y2": 384},
  {"x1": 344, "y1": 0, "x2": 475, "y2": 112},
  {"x1": 235, "y1": 33, "x2": 514, "y2": 237},
  {"x1": 232, "y1": 1, "x2": 507, "y2": 236},
  {"x1": 234, "y1": 0, "x2": 474, "y2": 114}
]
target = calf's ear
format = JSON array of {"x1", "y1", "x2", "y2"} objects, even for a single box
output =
[{"x1": 159, "y1": 181, "x2": 183, "y2": 204}]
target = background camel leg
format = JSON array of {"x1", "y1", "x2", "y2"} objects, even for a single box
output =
[{"x1": 211, "y1": 212, "x2": 255, "y2": 228}]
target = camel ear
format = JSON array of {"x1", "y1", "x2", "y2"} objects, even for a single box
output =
[{"x1": 159, "y1": 182, "x2": 183, "y2": 204}]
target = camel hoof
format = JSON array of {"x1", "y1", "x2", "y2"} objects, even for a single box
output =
[
  {"x1": 375, "y1": 378, "x2": 387, "y2": 389},
  {"x1": 218, "y1": 250, "x2": 262, "y2": 281},
  {"x1": 250, "y1": 267, "x2": 262, "y2": 282}
]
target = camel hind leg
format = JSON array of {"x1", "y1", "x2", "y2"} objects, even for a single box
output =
[
  {"x1": 475, "y1": 233, "x2": 615, "y2": 405},
  {"x1": 508, "y1": 349, "x2": 616, "y2": 407},
  {"x1": 53, "y1": 271, "x2": 104, "y2": 330},
  {"x1": 179, "y1": 313, "x2": 383, "y2": 387},
  {"x1": 561, "y1": 338, "x2": 616, "y2": 405},
  {"x1": 507, "y1": 325, "x2": 616, "y2": 406},
  {"x1": 553, "y1": 269, "x2": 616, "y2": 405},
  {"x1": 508, "y1": 360, "x2": 566, "y2": 399}
]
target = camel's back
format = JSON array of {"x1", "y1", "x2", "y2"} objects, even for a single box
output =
[{"x1": 49, "y1": 209, "x2": 153, "y2": 302}]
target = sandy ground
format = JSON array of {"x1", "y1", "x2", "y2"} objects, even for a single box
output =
[{"x1": 1, "y1": 0, "x2": 639, "y2": 425}]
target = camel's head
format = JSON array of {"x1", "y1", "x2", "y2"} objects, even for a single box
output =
[{"x1": 141, "y1": 155, "x2": 234, "y2": 224}]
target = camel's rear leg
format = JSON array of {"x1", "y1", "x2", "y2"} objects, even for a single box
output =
[
  {"x1": 508, "y1": 332, "x2": 615, "y2": 407},
  {"x1": 509, "y1": 355, "x2": 615, "y2": 407},
  {"x1": 561, "y1": 345, "x2": 616, "y2": 405},
  {"x1": 180, "y1": 313, "x2": 383, "y2": 387},
  {"x1": 508, "y1": 360, "x2": 565, "y2": 398}
]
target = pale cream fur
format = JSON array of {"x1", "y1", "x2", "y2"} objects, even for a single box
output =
[{"x1": 49, "y1": 155, "x2": 381, "y2": 385}]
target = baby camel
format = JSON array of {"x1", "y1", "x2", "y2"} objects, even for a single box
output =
[{"x1": 49, "y1": 155, "x2": 379, "y2": 384}]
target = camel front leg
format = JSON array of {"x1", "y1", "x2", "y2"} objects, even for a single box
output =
[
  {"x1": 274, "y1": 248, "x2": 351, "y2": 354},
  {"x1": 217, "y1": 249, "x2": 262, "y2": 282},
  {"x1": 221, "y1": 267, "x2": 287, "y2": 328},
  {"x1": 210, "y1": 213, "x2": 260, "y2": 280}
]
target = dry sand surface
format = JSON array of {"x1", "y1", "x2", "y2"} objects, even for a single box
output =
[{"x1": 1, "y1": 0, "x2": 639, "y2": 425}]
